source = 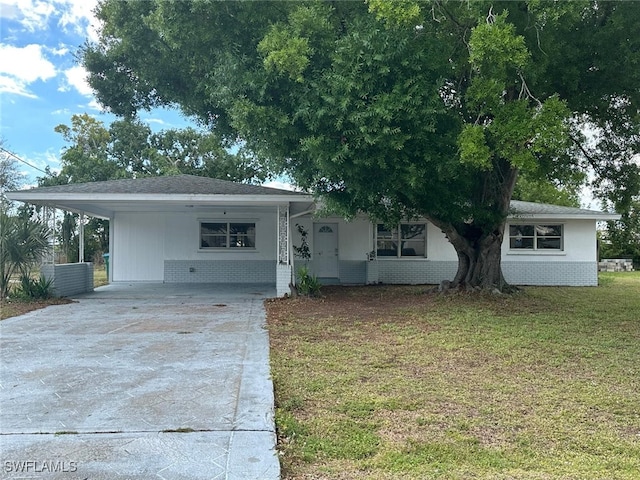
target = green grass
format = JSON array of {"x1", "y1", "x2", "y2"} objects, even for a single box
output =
[
  {"x1": 267, "y1": 272, "x2": 640, "y2": 479},
  {"x1": 94, "y1": 265, "x2": 108, "y2": 287}
]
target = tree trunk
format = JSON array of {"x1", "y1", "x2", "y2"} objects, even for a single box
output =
[
  {"x1": 430, "y1": 164, "x2": 519, "y2": 293},
  {"x1": 445, "y1": 224, "x2": 510, "y2": 292}
]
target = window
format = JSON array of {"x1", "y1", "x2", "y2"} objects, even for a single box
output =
[
  {"x1": 376, "y1": 223, "x2": 426, "y2": 257},
  {"x1": 509, "y1": 224, "x2": 563, "y2": 251},
  {"x1": 200, "y1": 222, "x2": 256, "y2": 249}
]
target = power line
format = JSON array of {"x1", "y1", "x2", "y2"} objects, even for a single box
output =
[{"x1": 0, "y1": 146, "x2": 50, "y2": 175}]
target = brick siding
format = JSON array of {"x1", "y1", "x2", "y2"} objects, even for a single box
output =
[
  {"x1": 503, "y1": 261, "x2": 597, "y2": 286},
  {"x1": 41, "y1": 263, "x2": 94, "y2": 297},
  {"x1": 164, "y1": 260, "x2": 275, "y2": 283}
]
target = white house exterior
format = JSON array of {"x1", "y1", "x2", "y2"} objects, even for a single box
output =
[{"x1": 7, "y1": 175, "x2": 620, "y2": 296}]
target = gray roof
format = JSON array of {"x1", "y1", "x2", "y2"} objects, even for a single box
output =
[
  {"x1": 510, "y1": 200, "x2": 616, "y2": 217},
  {"x1": 16, "y1": 174, "x2": 305, "y2": 196},
  {"x1": 8, "y1": 175, "x2": 618, "y2": 220}
]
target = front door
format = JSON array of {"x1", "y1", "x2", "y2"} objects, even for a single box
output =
[{"x1": 313, "y1": 223, "x2": 338, "y2": 278}]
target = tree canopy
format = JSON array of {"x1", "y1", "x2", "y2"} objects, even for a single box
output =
[
  {"x1": 39, "y1": 113, "x2": 265, "y2": 262},
  {"x1": 82, "y1": 0, "x2": 640, "y2": 290}
]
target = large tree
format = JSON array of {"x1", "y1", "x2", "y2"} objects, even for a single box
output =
[
  {"x1": 0, "y1": 139, "x2": 24, "y2": 207},
  {"x1": 83, "y1": 0, "x2": 640, "y2": 290},
  {"x1": 41, "y1": 113, "x2": 266, "y2": 262}
]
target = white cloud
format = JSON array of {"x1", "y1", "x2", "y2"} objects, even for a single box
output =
[
  {"x1": 0, "y1": 0, "x2": 56, "y2": 32},
  {"x1": 61, "y1": 64, "x2": 92, "y2": 95},
  {"x1": 87, "y1": 98, "x2": 103, "y2": 111},
  {"x1": 50, "y1": 45, "x2": 69, "y2": 56},
  {"x1": 0, "y1": 43, "x2": 56, "y2": 96},
  {"x1": 0, "y1": 74, "x2": 36, "y2": 97},
  {"x1": 145, "y1": 118, "x2": 169, "y2": 126},
  {"x1": 51, "y1": 107, "x2": 71, "y2": 116},
  {"x1": 0, "y1": 0, "x2": 98, "y2": 39},
  {"x1": 57, "y1": 0, "x2": 99, "y2": 39}
]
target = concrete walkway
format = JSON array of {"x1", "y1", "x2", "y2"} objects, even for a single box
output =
[{"x1": 0, "y1": 283, "x2": 280, "y2": 479}]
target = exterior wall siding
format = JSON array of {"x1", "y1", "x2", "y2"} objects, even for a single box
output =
[
  {"x1": 110, "y1": 210, "x2": 601, "y2": 289},
  {"x1": 374, "y1": 260, "x2": 597, "y2": 286},
  {"x1": 377, "y1": 260, "x2": 458, "y2": 285},
  {"x1": 503, "y1": 261, "x2": 597, "y2": 286},
  {"x1": 112, "y1": 212, "x2": 165, "y2": 281},
  {"x1": 164, "y1": 260, "x2": 275, "y2": 283},
  {"x1": 276, "y1": 264, "x2": 292, "y2": 297},
  {"x1": 41, "y1": 263, "x2": 94, "y2": 297},
  {"x1": 338, "y1": 260, "x2": 366, "y2": 284}
]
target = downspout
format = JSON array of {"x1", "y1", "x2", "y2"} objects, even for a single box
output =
[
  {"x1": 290, "y1": 207, "x2": 316, "y2": 220},
  {"x1": 79, "y1": 212, "x2": 85, "y2": 263},
  {"x1": 52, "y1": 207, "x2": 56, "y2": 265},
  {"x1": 108, "y1": 215, "x2": 114, "y2": 283}
]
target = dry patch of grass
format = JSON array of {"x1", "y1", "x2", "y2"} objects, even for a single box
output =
[
  {"x1": 94, "y1": 265, "x2": 108, "y2": 288},
  {"x1": 1, "y1": 297, "x2": 73, "y2": 320},
  {"x1": 266, "y1": 273, "x2": 640, "y2": 479},
  {"x1": 1, "y1": 266, "x2": 107, "y2": 320}
]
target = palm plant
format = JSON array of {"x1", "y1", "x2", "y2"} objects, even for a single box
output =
[{"x1": 0, "y1": 209, "x2": 51, "y2": 299}]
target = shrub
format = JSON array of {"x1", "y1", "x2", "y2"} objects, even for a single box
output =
[
  {"x1": 15, "y1": 274, "x2": 54, "y2": 300},
  {"x1": 296, "y1": 265, "x2": 321, "y2": 297}
]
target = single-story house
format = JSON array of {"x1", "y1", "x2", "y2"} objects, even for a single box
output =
[{"x1": 7, "y1": 174, "x2": 620, "y2": 296}]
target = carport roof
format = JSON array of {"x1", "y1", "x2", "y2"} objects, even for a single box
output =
[
  {"x1": 6, "y1": 174, "x2": 315, "y2": 219},
  {"x1": 11, "y1": 174, "x2": 306, "y2": 196}
]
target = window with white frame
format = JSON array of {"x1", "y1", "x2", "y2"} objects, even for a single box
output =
[
  {"x1": 200, "y1": 222, "x2": 256, "y2": 249},
  {"x1": 509, "y1": 224, "x2": 563, "y2": 251},
  {"x1": 376, "y1": 223, "x2": 427, "y2": 257}
]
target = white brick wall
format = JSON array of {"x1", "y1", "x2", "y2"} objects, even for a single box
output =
[
  {"x1": 365, "y1": 261, "x2": 379, "y2": 284},
  {"x1": 276, "y1": 264, "x2": 292, "y2": 297},
  {"x1": 338, "y1": 261, "x2": 366, "y2": 284},
  {"x1": 163, "y1": 260, "x2": 275, "y2": 283},
  {"x1": 375, "y1": 260, "x2": 597, "y2": 286},
  {"x1": 41, "y1": 263, "x2": 94, "y2": 297},
  {"x1": 503, "y1": 261, "x2": 597, "y2": 286},
  {"x1": 377, "y1": 260, "x2": 457, "y2": 285}
]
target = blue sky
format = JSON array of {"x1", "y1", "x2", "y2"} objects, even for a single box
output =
[{"x1": 0, "y1": 0, "x2": 194, "y2": 187}]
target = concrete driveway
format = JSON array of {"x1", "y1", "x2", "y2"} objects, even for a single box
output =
[{"x1": 0, "y1": 283, "x2": 280, "y2": 479}]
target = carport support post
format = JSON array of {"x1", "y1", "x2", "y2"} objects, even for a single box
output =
[{"x1": 276, "y1": 204, "x2": 293, "y2": 297}]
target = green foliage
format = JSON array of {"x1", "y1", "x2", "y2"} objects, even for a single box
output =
[
  {"x1": 601, "y1": 199, "x2": 640, "y2": 266},
  {"x1": 0, "y1": 139, "x2": 24, "y2": 207},
  {"x1": 15, "y1": 274, "x2": 54, "y2": 300},
  {"x1": 0, "y1": 209, "x2": 51, "y2": 299},
  {"x1": 458, "y1": 124, "x2": 492, "y2": 170},
  {"x1": 39, "y1": 113, "x2": 266, "y2": 264},
  {"x1": 82, "y1": 0, "x2": 640, "y2": 289},
  {"x1": 295, "y1": 265, "x2": 321, "y2": 297},
  {"x1": 468, "y1": 11, "x2": 530, "y2": 77},
  {"x1": 367, "y1": 0, "x2": 422, "y2": 26},
  {"x1": 512, "y1": 176, "x2": 581, "y2": 208},
  {"x1": 45, "y1": 114, "x2": 265, "y2": 185},
  {"x1": 259, "y1": 27, "x2": 310, "y2": 83},
  {"x1": 292, "y1": 224, "x2": 311, "y2": 262}
]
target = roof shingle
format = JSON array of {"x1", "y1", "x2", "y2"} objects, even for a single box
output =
[
  {"x1": 510, "y1": 200, "x2": 612, "y2": 217},
  {"x1": 17, "y1": 174, "x2": 305, "y2": 196}
]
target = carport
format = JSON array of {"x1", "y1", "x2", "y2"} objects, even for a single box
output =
[
  {"x1": 6, "y1": 175, "x2": 315, "y2": 298},
  {"x1": 0, "y1": 282, "x2": 280, "y2": 479}
]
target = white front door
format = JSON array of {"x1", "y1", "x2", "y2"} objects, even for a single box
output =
[{"x1": 313, "y1": 223, "x2": 338, "y2": 278}]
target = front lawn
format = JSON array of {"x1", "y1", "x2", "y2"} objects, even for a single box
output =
[{"x1": 266, "y1": 272, "x2": 640, "y2": 479}]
